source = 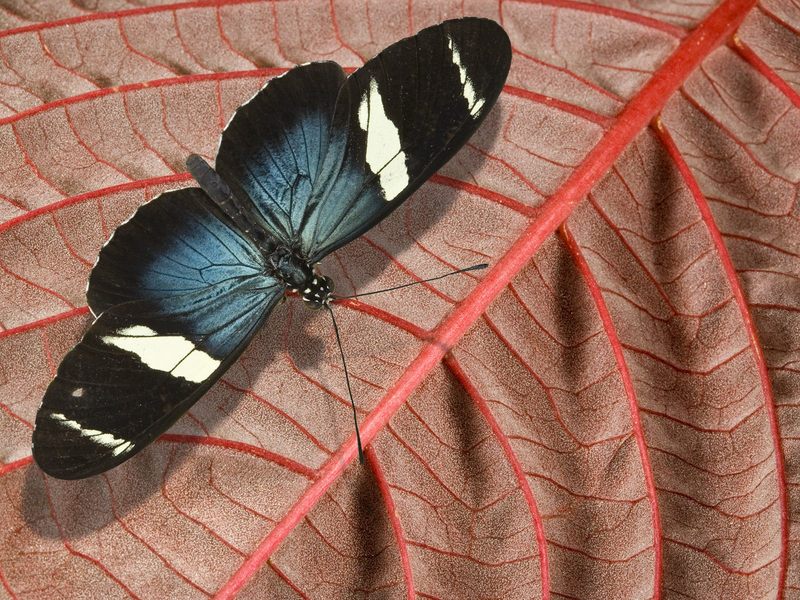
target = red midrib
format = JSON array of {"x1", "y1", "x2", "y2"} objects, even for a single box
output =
[{"x1": 215, "y1": 0, "x2": 759, "y2": 596}]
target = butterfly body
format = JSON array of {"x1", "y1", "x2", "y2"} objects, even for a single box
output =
[
  {"x1": 267, "y1": 247, "x2": 334, "y2": 308},
  {"x1": 33, "y1": 17, "x2": 511, "y2": 479}
]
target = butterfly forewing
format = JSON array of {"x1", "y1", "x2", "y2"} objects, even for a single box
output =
[
  {"x1": 36, "y1": 188, "x2": 285, "y2": 479},
  {"x1": 34, "y1": 278, "x2": 283, "y2": 479},
  {"x1": 303, "y1": 17, "x2": 511, "y2": 261}
]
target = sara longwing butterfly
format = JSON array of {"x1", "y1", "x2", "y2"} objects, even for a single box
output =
[{"x1": 32, "y1": 17, "x2": 511, "y2": 479}]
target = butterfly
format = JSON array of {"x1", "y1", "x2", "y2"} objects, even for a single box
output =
[{"x1": 32, "y1": 17, "x2": 511, "y2": 479}]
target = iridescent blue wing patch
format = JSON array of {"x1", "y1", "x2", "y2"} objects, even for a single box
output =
[
  {"x1": 87, "y1": 187, "x2": 268, "y2": 314},
  {"x1": 214, "y1": 61, "x2": 347, "y2": 248}
]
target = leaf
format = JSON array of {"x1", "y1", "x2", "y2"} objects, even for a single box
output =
[{"x1": 0, "y1": 0, "x2": 798, "y2": 598}]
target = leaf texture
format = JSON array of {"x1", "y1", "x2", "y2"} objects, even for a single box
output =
[{"x1": 1, "y1": 0, "x2": 798, "y2": 598}]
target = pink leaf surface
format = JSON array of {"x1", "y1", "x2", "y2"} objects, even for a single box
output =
[{"x1": 1, "y1": 0, "x2": 798, "y2": 598}]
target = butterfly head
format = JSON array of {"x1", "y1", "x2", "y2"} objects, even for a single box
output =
[{"x1": 301, "y1": 274, "x2": 334, "y2": 309}]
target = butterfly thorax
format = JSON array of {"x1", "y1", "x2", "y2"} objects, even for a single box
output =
[{"x1": 268, "y1": 246, "x2": 334, "y2": 308}]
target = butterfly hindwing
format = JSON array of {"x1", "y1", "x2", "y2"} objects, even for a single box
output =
[
  {"x1": 214, "y1": 61, "x2": 347, "y2": 247},
  {"x1": 87, "y1": 187, "x2": 268, "y2": 315}
]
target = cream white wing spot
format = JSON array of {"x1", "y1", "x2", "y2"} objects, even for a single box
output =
[
  {"x1": 50, "y1": 413, "x2": 134, "y2": 456},
  {"x1": 447, "y1": 35, "x2": 485, "y2": 116},
  {"x1": 101, "y1": 325, "x2": 221, "y2": 384},
  {"x1": 357, "y1": 78, "x2": 410, "y2": 201}
]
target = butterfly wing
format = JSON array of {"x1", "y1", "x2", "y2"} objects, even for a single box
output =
[
  {"x1": 303, "y1": 17, "x2": 511, "y2": 261},
  {"x1": 212, "y1": 18, "x2": 509, "y2": 262},
  {"x1": 214, "y1": 61, "x2": 347, "y2": 248},
  {"x1": 87, "y1": 187, "x2": 269, "y2": 314},
  {"x1": 35, "y1": 188, "x2": 283, "y2": 479}
]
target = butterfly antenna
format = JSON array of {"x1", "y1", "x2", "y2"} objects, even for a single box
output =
[
  {"x1": 334, "y1": 263, "x2": 488, "y2": 300},
  {"x1": 325, "y1": 303, "x2": 364, "y2": 464}
]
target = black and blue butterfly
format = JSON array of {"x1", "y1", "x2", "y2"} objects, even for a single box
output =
[{"x1": 32, "y1": 17, "x2": 511, "y2": 479}]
